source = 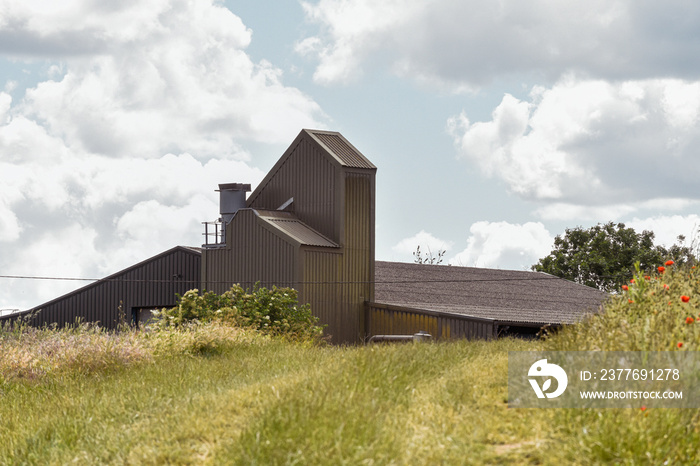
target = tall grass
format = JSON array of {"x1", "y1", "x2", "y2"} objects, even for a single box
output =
[
  {"x1": 0, "y1": 320, "x2": 257, "y2": 382},
  {"x1": 540, "y1": 262, "x2": 700, "y2": 464},
  {"x1": 2, "y1": 263, "x2": 700, "y2": 464},
  {"x1": 545, "y1": 262, "x2": 700, "y2": 351}
]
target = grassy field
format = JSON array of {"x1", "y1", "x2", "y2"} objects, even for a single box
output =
[{"x1": 2, "y1": 263, "x2": 700, "y2": 464}]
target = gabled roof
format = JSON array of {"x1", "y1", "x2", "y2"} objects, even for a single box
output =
[
  {"x1": 373, "y1": 261, "x2": 608, "y2": 325},
  {"x1": 305, "y1": 130, "x2": 376, "y2": 169},
  {"x1": 255, "y1": 210, "x2": 339, "y2": 248},
  {"x1": 247, "y1": 129, "x2": 375, "y2": 206},
  {"x1": 0, "y1": 246, "x2": 201, "y2": 320}
]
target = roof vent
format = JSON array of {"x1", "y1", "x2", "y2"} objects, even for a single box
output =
[{"x1": 217, "y1": 183, "x2": 251, "y2": 223}]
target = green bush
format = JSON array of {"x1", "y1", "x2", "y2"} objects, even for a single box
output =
[{"x1": 154, "y1": 284, "x2": 324, "y2": 341}]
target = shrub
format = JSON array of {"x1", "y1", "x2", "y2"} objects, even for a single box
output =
[{"x1": 154, "y1": 284, "x2": 324, "y2": 342}]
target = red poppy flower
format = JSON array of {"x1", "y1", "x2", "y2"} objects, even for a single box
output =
[
  {"x1": 686, "y1": 317, "x2": 694, "y2": 324},
  {"x1": 665, "y1": 260, "x2": 675, "y2": 266},
  {"x1": 622, "y1": 285, "x2": 629, "y2": 291},
  {"x1": 678, "y1": 342, "x2": 684, "y2": 348},
  {"x1": 682, "y1": 295, "x2": 691, "y2": 303},
  {"x1": 644, "y1": 275, "x2": 651, "y2": 280},
  {"x1": 628, "y1": 299, "x2": 634, "y2": 304},
  {"x1": 630, "y1": 279, "x2": 636, "y2": 284},
  {"x1": 640, "y1": 406, "x2": 647, "y2": 412},
  {"x1": 663, "y1": 284, "x2": 670, "y2": 290},
  {"x1": 658, "y1": 266, "x2": 666, "y2": 273}
]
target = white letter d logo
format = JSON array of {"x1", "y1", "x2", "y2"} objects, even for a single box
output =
[{"x1": 528, "y1": 359, "x2": 568, "y2": 399}]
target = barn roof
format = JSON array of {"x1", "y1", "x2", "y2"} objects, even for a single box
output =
[
  {"x1": 373, "y1": 261, "x2": 608, "y2": 325},
  {"x1": 247, "y1": 129, "x2": 375, "y2": 208},
  {"x1": 255, "y1": 209, "x2": 339, "y2": 248},
  {"x1": 305, "y1": 130, "x2": 376, "y2": 169}
]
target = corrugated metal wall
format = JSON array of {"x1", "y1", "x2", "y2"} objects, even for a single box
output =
[
  {"x1": 202, "y1": 130, "x2": 376, "y2": 344},
  {"x1": 365, "y1": 303, "x2": 497, "y2": 340},
  {"x1": 333, "y1": 171, "x2": 375, "y2": 343},
  {"x1": 301, "y1": 249, "x2": 341, "y2": 339},
  {"x1": 2, "y1": 247, "x2": 201, "y2": 329},
  {"x1": 201, "y1": 210, "x2": 298, "y2": 294},
  {"x1": 247, "y1": 136, "x2": 339, "y2": 243}
]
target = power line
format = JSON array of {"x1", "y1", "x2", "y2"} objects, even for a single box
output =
[{"x1": 0, "y1": 274, "x2": 579, "y2": 285}]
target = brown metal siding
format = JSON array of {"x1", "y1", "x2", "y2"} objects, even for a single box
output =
[
  {"x1": 301, "y1": 249, "x2": 342, "y2": 340},
  {"x1": 2, "y1": 247, "x2": 201, "y2": 329},
  {"x1": 201, "y1": 210, "x2": 298, "y2": 294},
  {"x1": 248, "y1": 135, "x2": 339, "y2": 243},
  {"x1": 334, "y1": 171, "x2": 375, "y2": 343},
  {"x1": 308, "y1": 131, "x2": 377, "y2": 169},
  {"x1": 365, "y1": 302, "x2": 497, "y2": 340}
]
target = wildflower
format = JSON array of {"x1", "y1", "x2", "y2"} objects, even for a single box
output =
[
  {"x1": 644, "y1": 275, "x2": 651, "y2": 281},
  {"x1": 628, "y1": 299, "x2": 634, "y2": 304},
  {"x1": 681, "y1": 295, "x2": 690, "y2": 303},
  {"x1": 658, "y1": 266, "x2": 666, "y2": 273},
  {"x1": 678, "y1": 342, "x2": 684, "y2": 348},
  {"x1": 686, "y1": 317, "x2": 695, "y2": 324},
  {"x1": 663, "y1": 284, "x2": 670, "y2": 290},
  {"x1": 622, "y1": 285, "x2": 629, "y2": 291},
  {"x1": 640, "y1": 406, "x2": 647, "y2": 412},
  {"x1": 665, "y1": 260, "x2": 675, "y2": 266},
  {"x1": 630, "y1": 279, "x2": 636, "y2": 284}
]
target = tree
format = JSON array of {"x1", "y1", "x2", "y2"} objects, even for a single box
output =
[
  {"x1": 531, "y1": 222, "x2": 696, "y2": 292},
  {"x1": 413, "y1": 245, "x2": 446, "y2": 265}
]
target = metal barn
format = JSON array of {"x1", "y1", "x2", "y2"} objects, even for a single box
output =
[
  {"x1": 201, "y1": 129, "x2": 376, "y2": 343},
  {"x1": 1, "y1": 129, "x2": 607, "y2": 343},
  {"x1": 2, "y1": 246, "x2": 201, "y2": 329}
]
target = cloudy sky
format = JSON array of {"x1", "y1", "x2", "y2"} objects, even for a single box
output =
[{"x1": 2, "y1": 0, "x2": 700, "y2": 311}]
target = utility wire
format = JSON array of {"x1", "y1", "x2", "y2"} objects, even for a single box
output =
[{"x1": 0, "y1": 274, "x2": 590, "y2": 285}]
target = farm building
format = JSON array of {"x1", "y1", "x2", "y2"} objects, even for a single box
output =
[
  {"x1": 1, "y1": 246, "x2": 201, "y2": 329},
  {"x1": 1, "y1": 129, "x2": 606, "y2": 342}
]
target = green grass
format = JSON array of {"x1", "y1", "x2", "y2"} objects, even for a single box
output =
[
  {"x1": 2, "y1": 263, "x2": 700, "y2": 464},
  {"x1": 2, "y1": 336, "x2": 552, "y2": 465}
]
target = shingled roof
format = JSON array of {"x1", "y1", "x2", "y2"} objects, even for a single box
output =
[{"x1": 374, "y1": 261, "x2": 608, "y2": 325}]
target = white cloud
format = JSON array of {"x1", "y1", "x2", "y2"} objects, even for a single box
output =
[
  {"x1": 14, "y1": 2, "x2": 324, "y2": 158},
  {"x1": 299, "y1": 0, "x2": 700, "y2": 88},
  {"x1": 0, "y1": 0, "x2": 325, "y2": 310},
  {"x1": 449, "y1": 221, "x2": 553, "y2": 270},
  {"x1": 451, "y1": 77, "x2": 700, "y2": 206},
  {"x1": 392, "y1": 230, "x2": 454, "y2": 262},
  {"x1": 0, "y1": 202, "x2": 21, "y2": 242},
  {"x1": 533, "y1": 203, "x2": 639, "y2": 222},
  {"x1": 0, "y1": 146, "x2": 265, "y2": 309},
  {"x1": 627, "y1": 215, "x2": 700, "y2": 249},
  {"x1": 534, "y1": 200, "x2": 700, "y2": 222},
  {"x1": 6, "y1": 224, "x2": 101, "y2": 308}
]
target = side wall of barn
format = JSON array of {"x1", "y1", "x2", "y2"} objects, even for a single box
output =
[
  {"x1": 2, "y1": 247, "x2": 201, "y2": 329},
  {"x1": 201, "y1": 210, "x2": 299, "y2": 294}
]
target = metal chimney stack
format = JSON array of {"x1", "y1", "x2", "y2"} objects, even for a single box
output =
[{"x1": 217, "y1": 183, "x2": 251, "y2": 223}]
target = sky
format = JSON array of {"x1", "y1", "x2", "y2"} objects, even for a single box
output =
[{"x1": 1, "y1": 0, "x2": 700, "y2": 311}]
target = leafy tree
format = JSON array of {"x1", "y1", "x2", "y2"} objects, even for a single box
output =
[{"x1": 531, "y1": 222, "x2": 696, "y2": 292}]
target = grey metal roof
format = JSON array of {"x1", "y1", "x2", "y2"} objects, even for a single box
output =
[
  {"x1": 255, "y1": 210, "x2": 339, "y2": 248},
  {"x1": 306, "y1": 130, "x2": 376, "y2": 169},
  {"x1": 374, "y1": 261, "x2": 608, "y2": 325}
]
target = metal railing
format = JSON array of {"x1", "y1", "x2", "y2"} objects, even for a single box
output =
[{"x1": 202, "y1": 220, "x2": 225, "y2": 247}]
